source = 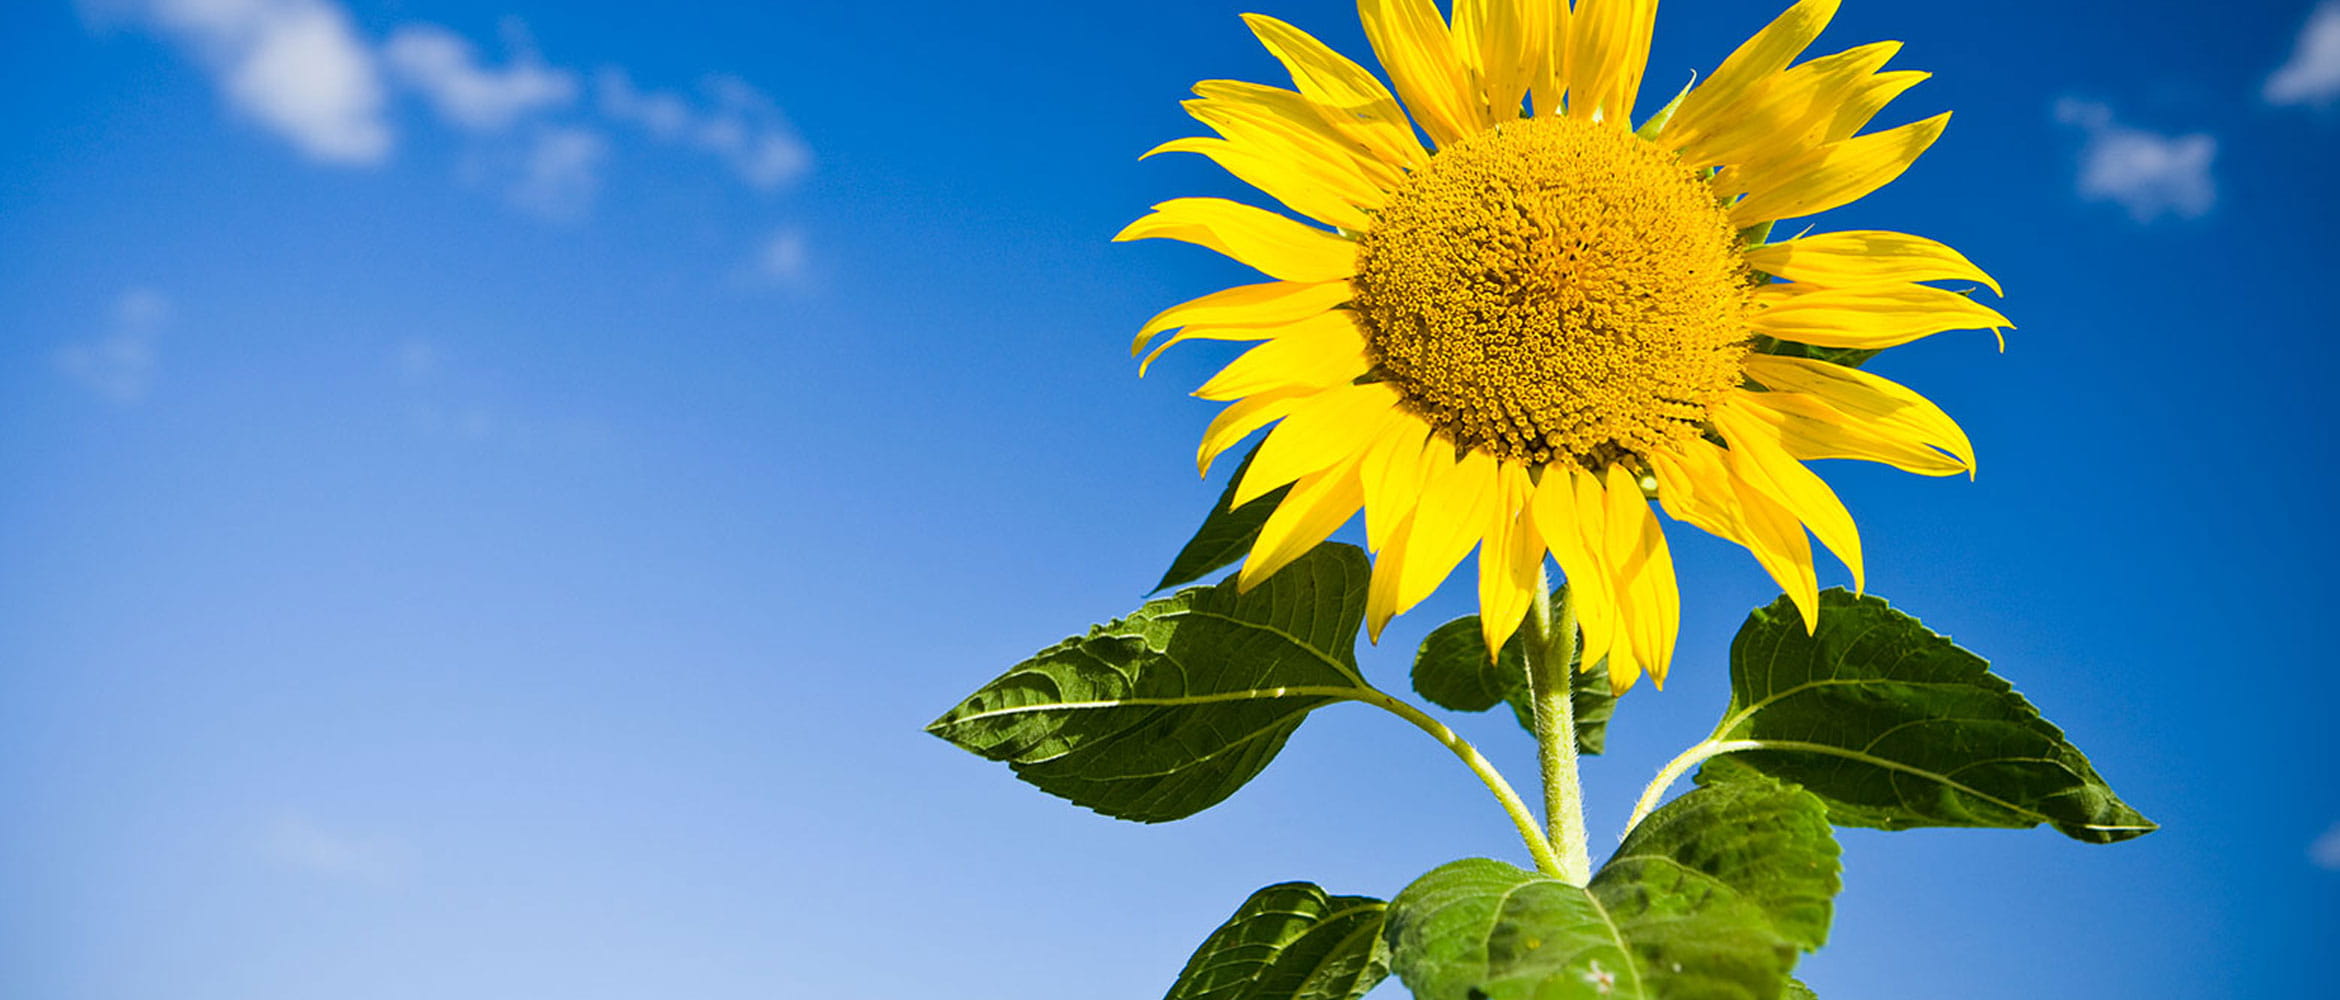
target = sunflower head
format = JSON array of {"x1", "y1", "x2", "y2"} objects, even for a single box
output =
[
  {"x1": 1353, "y1": 115, "x2": 1753, "y2": 470},
  {"x1": 1119, "y1": 0, "x2": 2008, "y2": 694}
]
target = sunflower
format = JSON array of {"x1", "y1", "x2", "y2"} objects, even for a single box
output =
[{"x1": 1118, "y1": 0, "x2": 2006, "y2": 694}]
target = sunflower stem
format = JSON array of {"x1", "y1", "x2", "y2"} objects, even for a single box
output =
[{"x1": 1526, "y1": 573, "x2": 1593, "y2": 885}]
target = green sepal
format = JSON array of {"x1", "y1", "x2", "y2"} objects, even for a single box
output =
[
  {"x1": 1165, "y1": 883, "x2": 1389, "y2": 1000},
  {"x1": 928, "y1": 544, "x2": 1371, "y2": 823},
  {"x1": 1749, "y1": 335, "x2": 1881, "y2": 370},
  {"x1": 1157, "y1": 444, "x2": 1290, "y2": 592},
  {"x1": 1384, "y1": 776, "x2": 1838, "y2": 1000},
  {"x1": 1635, "y1": 74, "x2": 1696, "y2": 140},
  {"x1": 1411, "y1": 602, "x2": 1616, "y2": 754},
  {"x1": 1703, "y1": 589, "x2": 2157, "y2": 844}
]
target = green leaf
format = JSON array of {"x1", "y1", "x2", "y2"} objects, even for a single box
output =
[
  {"x1": 1385, "y1": 858, "x2": 1640, "y2": 1000},
  {"x1": 1165, "y1": 883, "x2": 1389, "y2": 1000},
  {"x1": 1385, "y1": 779, "x2": 1838, "y2": 1000},
  {"x1": 1703, "y1": 589, "x2": 2156, "y2": 844},
  {"x1": 1411, "y1": 605, "x2": 1616, "y2": 755},
  {"x1": 928, "y1": 544, "x2": 1370, "y2": 822},
  {"x1": 1602, "y1": 775, "x2": 1840, "y2": 954},
  {"x1": 1158, "y1": 445, "x2": 1291, "y2": 591},
  {"x1": 1784, "y1": 981, "x2": 1817, "y2": 1000}
]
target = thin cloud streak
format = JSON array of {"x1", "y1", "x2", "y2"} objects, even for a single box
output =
[
  {"x1": 384, "y1": 22, "x2": 576, "y2": 132},
  {"x1": 599, "y1": 69, "x2": 813, "y2": 192},
  {"x1": 55, "y1": 288, "x2": 170, "y2": 404}
]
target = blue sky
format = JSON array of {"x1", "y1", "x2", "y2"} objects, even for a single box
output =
[{"x1": 3, "y1": 1, "x2": 2336, "y2": 997}]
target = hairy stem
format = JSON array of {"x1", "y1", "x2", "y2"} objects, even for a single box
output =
[
  {"x1": 1526, "y1": 575, "x2": 1592, "y2": 885},
  {"x1": 1347, "y1": 687, "x2": 1563, "y2": 875}
]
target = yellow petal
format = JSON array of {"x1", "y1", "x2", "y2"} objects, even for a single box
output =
[
  {"x1": 1744, "y1": 353, "x2": 1976, "y2": 472},
  {"x1": 1750, "y1": 280, "x2": 2011, "y2": 350},
  {"x1": 1198, "y1": 390, "x2": 1310, "y2": 476},
  {"x1": 1647, "y1": 443, "x2": 1743, "y2": 543},
  {"x1": 1532, "y1": 469, "x2": 1615, "y2": 673},
  {"x1": 1189, "y1": 81, "x2": 1412, "y2": 190},
  {"x1": 1394, "y1": 448, "x2": 1502, "y2": 615},
  {"x1": 1241, "y1": 14, "x2": 1428, "y2": 169},
  {"x1": 1734, "y1": 389, "x2": 1971, "y2": 477},
  {"x1": 1822, "y1": 69, "x2": 1929, "y2": 143},
  {"x1": 1239, "y1": 456, "x2": 1369, "y2": 590},
  {"x1": 1237, "y1": 381, "x2": 1403, "y2": 505},
  {"x1": 1603, "y1": 464, "x2": 1679, "y2": 690},
  {"x1": 1133, "y1": 279, "x2": 1352, "y2": 356},
  {"x1": 1715, "y1": 397, "x2": 1864, "y2": 593},
  {"x1": 1716, "y1": 455, "x2": 1822, "y2": 631},
  {"x1": 1183, "y1": 97, "x2": 1395, "y2": 203},
  {"x1": 1476, "y1": 463, "x2": 1543, "y2": 656},
  {"x1": 1671, "y1": 42, "x2": 1901, "y2": 171},
  {"x1": 1115, "y1": 197, "x2": 1359, "y2": 282},
  {"x1": 1361, "y1": 415, "x2": 1436, "y2": 552},
  {"x1": 1564, "y1": 0, "x2": 1658, "y2": 125},
  {"x1": 1143, "y1": 136, "x2": 1376, "y2": 231},
  {"x1": 1193, "y1": 311, "x2": 1369, "y2": 402},
  {"x1": 1669, "y1": 0, "x2": 1840, "y2": 134},
  {"x1": 1729, "y1": 112, "x2": 1951, "y2": 227},
  {"x1": 1358, "y1": 0, "x2": 1481, "y2": 146},
  {"x1": 1744, "y1": 230, "x2": 2001, "y2": 296},
  {"x1": 1454, "y1": 0, "x2": 1542, "y2": 123},
  {"x1": 1366, "y1": 504, "x2": 1415, "y2": 641},
  {"x1": 1569, "y1": 469, "x2": 1627, "y2": 675},
  {"x1": 1533, "y1": 0, "x2": 1570, "y2": 117}
]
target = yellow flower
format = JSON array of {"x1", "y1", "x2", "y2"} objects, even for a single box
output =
[{"x1": 1119, "y1": 0, "x2": 2006, "y2": 694}]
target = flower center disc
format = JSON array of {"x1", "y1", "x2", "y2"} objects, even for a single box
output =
[{"x1": 1353, "y1": 116, "x2": 1752, "y2": 469}]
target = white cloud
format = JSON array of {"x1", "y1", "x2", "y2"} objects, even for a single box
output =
[
  {"x1": 2314, "y1": 822, "x2": 2340, "y2": 871},
  {"x1": 55, "y1": 288, "x2": 170, "y2": 404},
  {"x1": 121, "y1": 0, "x2": 392, "y2": 164},
  {"x1": 509, "y1": 125, "x2": 609, "y2": 221},
  {"x1": 600, "y1": 69, "x2": 813, "y2": 191},
  {"x1": 2267, "y1": 1, "x2": 2340, "y2": 107},
  {"x1": 754, "y1": 227, "x2": 811, "y2": 284},
  {"x1": 2055, "y1": 99, "x2": 2217, "y2": 223},
  {"x1": 383, "y1": 22, "x2": 575, "y2": 132},
  {"x1": 265, "y1": 812, "x2": 399, "y2": 883}
]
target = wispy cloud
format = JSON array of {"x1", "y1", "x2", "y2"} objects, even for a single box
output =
[
  {"x1": 2054, "y1": 99, "x2": 2217, "y2": 223},
  {"x1": 265, "y1": 811, "x2": 400, "y2": 883},
  {"x1": 599, "y1": 69, "x2": 814, "y2": 192},
  {"x1": 103, "y1": 0, "x2": 392, "y2": 164},
  {"x1": 2266, "y1": 1, "x2": 2340, "y2": 108},
  {"x1": 509, "y1": 125, "x2": 610, "y2": 221},
  {"x1": 56, "y1": 288, "x2": 170, "y2": 404},
  {"x1": 392, "y1": 338, "x2": 609, "y2": 450},
  {"x1": 383, "y1": 21, "x2": 575, "y2": 132},
  {"x1": 749, "y1": 227, "x2": 813, "y2": 289},
  {"x1": 2314, "y1": 822, "x2": 2340, "y2": 871},
  {"x1": 94, "y1": 1, "x2": 812, "y2": 230}
]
